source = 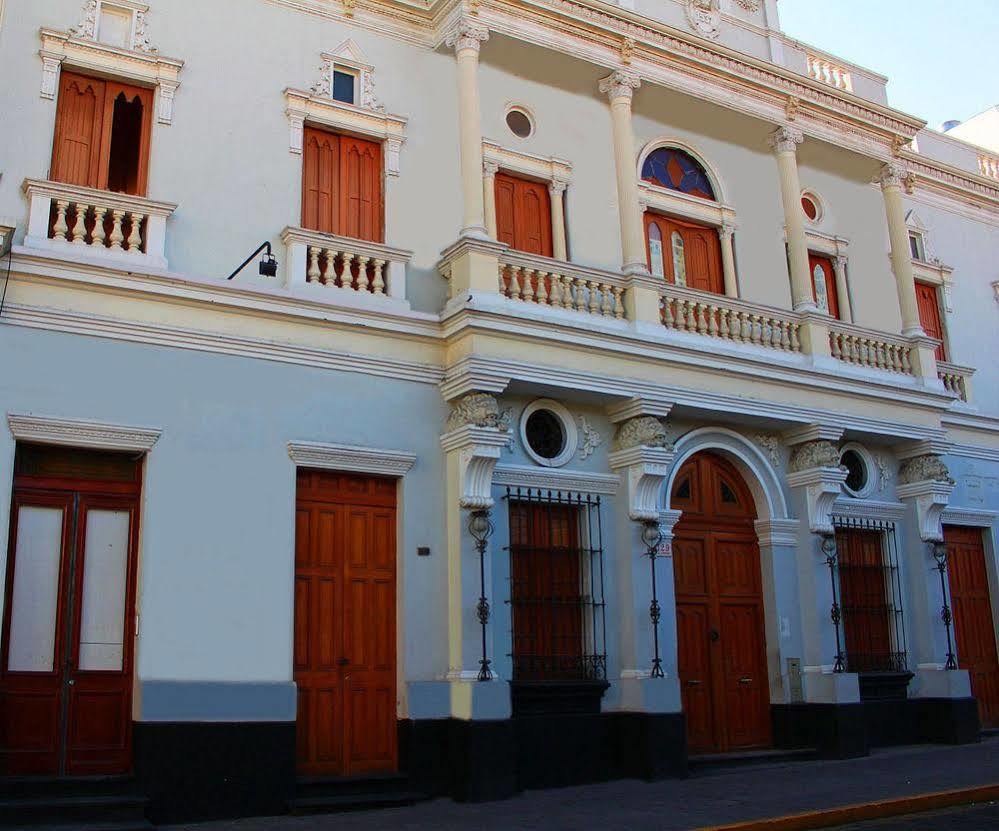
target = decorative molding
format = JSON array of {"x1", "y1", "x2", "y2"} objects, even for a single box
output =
[
  {"x1": 609, "y1": 445, "x2": 675, "y2": 521},
  {"x1": 898, "y1": 454, "x2": 954, "y2": 486},
  {"x1": 577, "y1": 416, "x2": 604, "y2": 461},
  {"x1": 69, "y1": 0, "x2": 156, "y2": 53},
  {"x1": 940, "y1": 507, "x2": 998, "y2": 528},
  {"x1": 831, "y1": 498, "x2": 907, "y2": 524},
  {"x1": 612, "y1": 415, "x2": 671, "y2": 451},
  {"x1": 444, "y1": 18, "x2": 489, "y2": 52},
  {"x1": 754, "y1": 518, "x2": 800, "y2": 548},
  {"x1": 311, "y1": 39, "x2": 384, "y2": 112},
  {"x1": 492, "y1": 464, "x2": 619, "y2": 495},
  {"x1": 787, "y1": 463, "x2": 848, "y2": 534},
  {"x1": 606, "y1": 397, "x2": 673, "y2": 424},
  {"x1": 769, "y1": 125, "x2": 804, "y2": 154},
  {"x1": 441, "y1": 424, "x2": 510, "y2": 510},
  {"x1": 897, "y1": 480, "x2": 955, "y2": 542},
  {"x1": 482, "y1": 140, "x2": 573, "y2": 187},
  {"x1": 875, "y1": 453, "x2": 893, "y2": 493},
  {"x1": 657, "y1": 508, "x2": 683, "y2": 556},
  {"x1": 733, "y1": 0, "x2": 761, "y2": 11},
  {"x1": 752, "y1": 433, "x2": 783, "y2": 468},
  {"x1": 788, "y1": 439, "x2": 843, "y2": 472},
  {"x1": 598, "y1": 69, "x2": 641, "y2": 101},
  {"x1": 445, "y1": 392, "x2": 505, "y2": 432},
  {"x1": 685, "y1": 0, "x2": 721, "y2": 41},
  {"x1": 518, "y1": 399, "x2": 577, "y2": 468},
  {"x1": 287, "y1": 440, "x2": 416, "y2": 476},
  {"x1": 877, "y1": 162, "x2": 908, "y2": 190},
  {"x1": 8, "y1": 413, "x2": 161, "y2": 452}
]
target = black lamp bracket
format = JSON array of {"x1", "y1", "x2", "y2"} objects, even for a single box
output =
[{"x1": 226, "y1": 241, "x2": 277, "y2": 281}]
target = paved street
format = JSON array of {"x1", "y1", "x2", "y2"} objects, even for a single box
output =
[
  {"x1": 833, "y1": 801, "x2": 999, "y2": 829},
  {"x1": 164, "y1": 739, "x2": 999, "y2": 831}
]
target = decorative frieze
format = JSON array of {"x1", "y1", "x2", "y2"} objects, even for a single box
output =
[
  {"x1": 898, "y1": 454, "x2": 954, "y2": 486},
  {"x1": 788, "y1": 440, "x2": 842, "y2": 473},
  {"x1": 612, "y1": 415, "x2": 671, "y2": 452},
  {"x1": 8, "y1": 413, "x2": 161, "y2": 452},
  {"x1": 685, "y1": 0, "x2": 721, "y2": 41},
  {"x1": 445, "y1": 391, "x2": 506, "y2": 432}
]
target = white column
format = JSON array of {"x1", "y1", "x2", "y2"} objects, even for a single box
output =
[
  {"x1": 719, "y1": 223, "x2": 738, "y2": 298},
  {"x1": 832, "y1": 255, "x2": 853, "y2": 323},
  {"x1": 770, "y1": 126, "x2": 814, "y2": 312},
  {"x1": 446, "y1": 21, "x2": 490, "y2": 239},
  {"x1": 549, "y1": 179, "x2": 568, "y2": 261},
  {"x1": 483, "y1": 160, "x2": 498, "y2": 240},
  {"x1": 878, "y1": 163, "x2": 924, "y2": 336}
]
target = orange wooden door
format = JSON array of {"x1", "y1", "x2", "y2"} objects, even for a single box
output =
[
  {"x1": 835, "y1": 528, "x2": 892, "y2": 674},
  {"x1": 51, "y1": 71, "x2": 107, "y2": 189},
  {"x1": 808, "y1": 254, "x2": 840, "y2": 319},
  {"x1": 1, "y1": 450, "x2": 141, "y2": 776},
  {"x1": 494, "y1": 172, "x2": 553, "y2": 257},
  {"x1": 644, "y1": 212, "x2": 723, "y2": 294},
  {"x1": 915, "y1": 282, "x2": 946, "y2": 361},
  {"x1": 944, "y1": 526, "x2": 999, "y2": 727},
  {"x1": 294, "y1": 470, "x2": 397, "y2": 776},
  {"x1": 672, "y1": 453, "x2": 770, "y2": 754}
]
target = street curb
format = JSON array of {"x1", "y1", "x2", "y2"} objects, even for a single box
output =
[{"x1": 696, "y1": 783, "x2": 999, "y2": 831}]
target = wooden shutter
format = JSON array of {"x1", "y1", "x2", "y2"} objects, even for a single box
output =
[
  {"x1": 495, "y1": 175, "x2": 517, "y2": 249},
  {"x1": 339, "y1": 135, "x2": 383, "y2": 243},
  {"x1": 915, "y1": 282, "x2": 946, "y2": 361},
  {"x1": 494, "y1": 172, "x2": 552, "y2": 258},
  {"x1": 808, "y1": 254, "x2": 840, "y2": 320},
  {"x1": 51, "y1": 72, "x2": 107, "y2": 189},
  {"x1": 302, "y1": 127, "x2": 340, "y2": 235}
]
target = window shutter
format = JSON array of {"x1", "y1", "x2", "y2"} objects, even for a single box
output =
[
  {"x1": 495, "y1": 174, "x2": 517, "y2": 249},
  {"x1": 915, "y1": 282, "x2": 946, "y2": 361},
  {"x1": 339, "y1": 135, "x2": 383, "y2": 243},
  {"x1": 51, "y1": 72, "x2": 107, "y2": 189},
  {"x1": 494, "y1": 173, "x2": 552, "y2": 257},
  {"x1": 302, "y1": 127, "x2": 340, "y2": 235}
]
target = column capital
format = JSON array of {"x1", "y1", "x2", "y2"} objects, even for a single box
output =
[
  {"x1": 445, "y1": 19, "x2": 489, "y2": 53},
  {"x1": 719, "y1": 222, "x2": 735, "y2": 239},
  {"x1": 482, "y1": 159, "x2": 499, "y2": 177},
  {"x1": 548, "y1": 178, "x2": 568, "y2": 196},
  {"x1": 599, "y1": 70, "x2": 641, "y2": 101},
  {"x1": 769, "y1": 125, "x2": 804, "y2": 154},
  {"x1": 877, "y1": 161, "x2": 908, "y2": 190},
  {"x1": 832, "y1": 253, "x2": 848, "y2": 269}
]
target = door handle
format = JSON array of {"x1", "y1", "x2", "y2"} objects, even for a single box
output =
[
  {"x1": 739, "y1": 677, "x2": 752, "y2": 684},
  {"x1": 709, "y1": 628, "x2": 720, "y2": 643},
  {"x1": 68, "y1": 679, "x2": 75, "y2": 686},
  {"x1": 686, "y1": 679, "x2": 702, "y2": 686},
  {"x1": 337, "y1": 657, "x2": 350, "y2": 667}
]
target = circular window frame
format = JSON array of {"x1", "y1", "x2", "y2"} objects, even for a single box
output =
[
  {"x1": 519, "y1": 399, "x2": 577, "y2": 468},
  {"x1": 504, "y1": 105, "x2": 535, "y2": 140},
  {"x1": 839, "y1": 442, "x2": 876, "y2": 499},
  {"x1": 800, "y1": 191, "x2": 823, "y2": 224}
]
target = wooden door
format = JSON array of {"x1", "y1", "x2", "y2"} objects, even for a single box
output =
[
  {"x1": 644, "y1": 212, "x2": 724, "y2": 294},
  {"x1": 944, "y1": 525, "x2": 999, "y2": 727},
  {"x1": 294, "y1": 469, "x2": 397, "y2": 777},
  {"x1": 672, "y1": 453, "x2": 770, "y2": 754},
  {"x1": 835, "y1": 528, "x2": 892, "y2": 674},
  {"x1": 0, "y1": 446, "x2": 141, "y2": 776},
  {"x1": 915, "y1": 282, "x2": 946, "y2": 361},
  {"x1": 808, "y1": 254, "x2": 840, "y2": 319},
  {"x1": 494, "y1": 172, "x2": 553, "y2": 258}
]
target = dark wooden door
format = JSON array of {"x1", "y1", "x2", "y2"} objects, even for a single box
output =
[
  {"x1": 294, "y1": 469, "x2": 397, "y2": 776},
  {"x1": 944, "y1": 525, "x2": 999, "y2": 727},
  {"x1": 644, "y1": 212, "x2": 724, "y2": 294},
  {"x1": 808, "y1": 254, "x2": 840, "y2": 319},
  {"x1": 835, "y1": 528, "x2": 892, "y2": 674},
  {"x1": 495, "y1": 172, "x2": 553, "y2": 257},
  {"x1": 672, "y1": 453, "x2": 770, "y2": 754},
  {"x1": 915, "y1": 282, "x2": 946, "y2": 361},
  {"x1": 1, "y1": 446, "x2": 141, "y2": 776}
]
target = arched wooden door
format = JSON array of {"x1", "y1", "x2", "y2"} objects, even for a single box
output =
[{"x1": 671, "y1": 452, "x2": 771, "y2": 754}]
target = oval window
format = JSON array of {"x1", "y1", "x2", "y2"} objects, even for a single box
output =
[
  {"x1": 505, "y1": 108, "x2": 534, "y2": 139},
  {"x1": 841, "y1": 449, "x2": 868, "y2": 495},
  {"x1": 801, "y1": 193, "x2": 821, "y2": 222}
]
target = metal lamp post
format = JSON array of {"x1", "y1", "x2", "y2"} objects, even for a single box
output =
[
  {"x1": 468, "y1": 509, "x2": 494, "y2": 681},
  {"x1": 642, "y1": 519, "x2": 666, "y2": 679}
]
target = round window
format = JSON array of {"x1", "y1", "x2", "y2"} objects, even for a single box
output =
[
  {"x1": 519, "y1": 399, "x2": 578, "y2": 468},
  {"x1": 839, "y1": 446, "x2": 875, "y2": 498},
  {"x1": 801, "y1": 193, "x2": 821, "y2": 222},
  {"x1": 505, "y1": 107, "x2": 534, "y2": 139}
]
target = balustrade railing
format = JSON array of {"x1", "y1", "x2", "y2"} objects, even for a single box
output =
[
  {"x1": 829, "y1": 324, "x2": 913, "y2": 375},
  {"x1": 497, "y1": 251, "x2": 627, "y2": 320},
  {"x1": 660, "y1": 285, "x2": 803, "y2": 353},
  {"x1": 23, "y1": 179, "x2": 175, "y2": 269},
  {"x1": 807, "y1": 54, "x2": 853, "y2": 92},
  {"x1": 937, "y1": 361, "x2": 974, "y2": 402}
]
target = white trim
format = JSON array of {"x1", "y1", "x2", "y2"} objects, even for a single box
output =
[
  {"x1": 637, "y1": 137, "x2": 728, "y2": 205},
  {"x1": 492, "y1": 464, "x2": 619, "y2": 495},
  {"x1": 8, "y1": 413, "x2": 161, "y2": 452},
  {"x1": 503, "y1": 103, "x2": 536, "y2": 140},
  {"x1": 287, "y1": 440, "x2": 416, "y2": 476},
  {"x1": 754, "y1": 518, "x2": 801, "y2": 547},
  {"x1": 519, "y1": 399, "x2": 578, "y2": 468},
  {"x1": 941, "y1": 507, "x2": 998, "y2": 528},
  {"x1": 831, "y1": 498, "x2": 907, "y2": 523},
  {"x1": 839, "y1": 441, "x2": 877, "y2": 499},
  {"x1": 482, "y1": 140, "x2": 572, "y2": 185}
]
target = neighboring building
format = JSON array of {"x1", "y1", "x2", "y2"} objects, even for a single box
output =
[{"x1": 0, "y1": 0, "x2": 997, "y2": 824}]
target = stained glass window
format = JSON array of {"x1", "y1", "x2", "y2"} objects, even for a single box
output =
[{"x1": 641, "y1": 147, "x2": 716, "y2": 200}]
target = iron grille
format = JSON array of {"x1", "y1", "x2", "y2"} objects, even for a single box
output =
[
  {"x1": 832, "y1": 515, "x2": 908, "y2": 674},
  {"x1": 503, "y1": 487, "x2": 607, "y2": 682}
]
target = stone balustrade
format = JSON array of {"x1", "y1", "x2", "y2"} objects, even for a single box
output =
[
  {"x1": 828, "y1": 323, "x2": 914, "y2": 375},
  {"x1": 979, "y1": 154, "x2": 999, "y2": 181},
  {"x1": 660, "y1": 285, "x2": 803, "y2": 353},
  {"x1": 282, "y1": 227, "x2": 411, "y2": 307},
  {"x1": 497, "y1": 250, "x2": 628, "y2": 320},
  {"x1": 937, "y1": 361, "x2": 974, "y2": 402},
  {"x1": 23, "y1": 179, "x2": 176, "y2": 269},
  {"x1": 806, "y1": 54, "x2": 853, "y2": 92}
]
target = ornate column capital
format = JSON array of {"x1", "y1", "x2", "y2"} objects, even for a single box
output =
[
  {"x1": 769, "y1": 125, "x2": 804, "y2": 154},
  {"x1": 482, "y1": 159, "x2": 499, "y2": 177},
  {"x1": 599, "y1": 70, "x2": 641, "y2": 101},
  {"x1": 719, "y1": 222, "x2": 736, "y2": 239},
  {"x1": 877, "y1": 161, "x2": 908, "y2": 190},
  {"x1": 445, "y1": 19, "x2": 489, "y2": 53},
  {"x1": 832, "y1": 254, "x2": 848, "y2": 270},
  {"x1": 548, "y1": 178, "x2": 568, "y2": 196}
]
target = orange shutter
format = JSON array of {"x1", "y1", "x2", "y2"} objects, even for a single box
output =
[
  {"x1": 494, "y1": 172, "x2": 552, "y2": 257},
  {"x1": 51, "y1": 72, "x2": 106, "y2": 189},
  {"x1": 495, "y1": 175, "x2": 517, "y2": 249},
  {"x1": 915, "y1": 282, "x2": 946, "y2": 361},
  {"x1": 339, "y1": 135, "x2": 383, "y2": 243},
  {"x1": 302, "y1": 127, "x2": 340, "y2": 235}
]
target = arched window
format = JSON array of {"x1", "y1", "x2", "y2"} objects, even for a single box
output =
[{"x1": 641, "y1": 147, "x2": 716, "y2": 201}]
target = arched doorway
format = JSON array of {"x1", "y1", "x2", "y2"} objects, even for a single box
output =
[{"x1": 671, "y1": 451, "x2": 771, "y2": 754}]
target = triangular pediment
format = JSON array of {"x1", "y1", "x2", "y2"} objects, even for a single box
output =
[{"x1": 327, "y1": 39, "x2": 371, "y2": 69}]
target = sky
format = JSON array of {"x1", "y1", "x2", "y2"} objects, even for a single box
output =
[{"x1": 778, "y1": 0, "x2": 997, "y2": 131}]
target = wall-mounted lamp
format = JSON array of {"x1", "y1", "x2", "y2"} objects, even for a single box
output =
[
  {"x1": 0, "y1": 220, "x2": 14, "y2": 258},
  {"x1": 226, "y1": 241, "x2": 278, "y2": 281},
  {"x1": 641, "y1": 519, "x2": 666, "y2": 679}
]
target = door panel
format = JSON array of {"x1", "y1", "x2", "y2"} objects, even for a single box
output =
[
  {"x1": 493, "y1": 172, "x2": 553, "y2": 257},
  {"x1": 915, "y1": 282, "x2": 946, "y2": 361},
  {"x1": 944, "y1": 526, "x2": 999, "y2": 727},
  {"x1": 676, "y1": 599, "x2": 714, "y2": 753},
  {"x1": 808, "y1": 254, "x2": 840, "y2": 320}
]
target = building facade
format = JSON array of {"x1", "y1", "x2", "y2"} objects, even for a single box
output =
[{"x1": 0, "y1": 0, "x2": 998, "y2": 823}]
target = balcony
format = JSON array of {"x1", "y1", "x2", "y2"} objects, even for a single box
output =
[
  {"x1": 937, "y1": 361, "x2": 975, "y2": 403},
  {"x1": 23, "y1": 179, "x2": 176, "y2": 270}
]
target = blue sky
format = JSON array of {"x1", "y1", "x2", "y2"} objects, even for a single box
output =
[{"x1": 778, "y1": 0, "x2": 997, "y2": 130}]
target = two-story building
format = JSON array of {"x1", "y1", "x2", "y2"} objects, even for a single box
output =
[{"x1": 0, "y1": 0, "x2": 997, "y2": 824}]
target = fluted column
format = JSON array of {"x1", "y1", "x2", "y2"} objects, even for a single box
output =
[
  {"x1": 832, "y1": 255, "x2": 853, "y2": 323},
  {"x1": 549, "y1": 179, "x2": 568, "y2": 261},
  {"x1": 446, "y1": 21, "x2": 490, "y2": 239},
  {"x1": 719, "y1": 223, "x2": 738, "y2": 298},
  {"x1": 483, "y1": 160, "x2": 498, "y2": 240},
  {"x1": 770, "y1": 126, "x2": 814, "y2": 312},
  {"x1": 879, "y1": 163, "x2": 923, "y2": 336}
]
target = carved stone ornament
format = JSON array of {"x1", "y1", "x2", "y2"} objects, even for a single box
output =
[
  {"x1": 788, "y1": 440, "x2": 843, "y2": 474},
  {"x1": 898, "y1": 454, "x2": 955, "y2": 486},
  {"x1": 445, "y1": 392, "x2": 508, "y2": 433},
  {"x1": 875, "y1": 454, "x2": 893, "y2": 492},
  {"x1": 578, "y1": 416, "x2": 604, "y2": 461},
  {"x1": 612, "y1": 416, "x2": 671, "y2": 452},
  {"x1": 598, "y1": 70, "x2": 641, "y2": 101},
  {"x1": 445, "y1": 20, "x2": 489, "y2": 53},
  {"x1": 685, "y1": 0, "x2": 722, "y2": 40},
  {"x1": 877, "y1": 162, "x2": 909, "y2": 190},
  {"x1": 785, "y1": 96, "x2": 801, "y2": 122},
  {"x1": 69, "y1": 0, "x2": 99, "y2": 40},
  {"x1": 753, "y1": 433, "x2": 783, "y2": 469},
  {"x1": 69, "y1": 0, "x2": 157, "y2": 53},
  {"x1": 769, "y1": 125, "x2": 804, "y2": 154},
  {"x1": 734, "y1": 0, "x2": 761, "y2": 11}
]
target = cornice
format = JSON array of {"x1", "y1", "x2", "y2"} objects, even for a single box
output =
[
  {"x1": 492, "y1": 463, "x2": 620, "y2": 494},
  {"x1": 8, "y1": 412, "x2": 161, "y2": 452},
  {"x1": 287, "y1": 440, "x2": 416, "y2": 475}
]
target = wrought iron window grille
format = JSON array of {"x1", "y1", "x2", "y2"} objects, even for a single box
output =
[{"x1": 503, "y1": 487, "x2": 607, "y2": 682}]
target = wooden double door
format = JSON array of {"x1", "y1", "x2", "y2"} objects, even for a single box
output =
[
  {"x1": 944, "y1": 525, "x2": 999, "y2": 727},
  {"x1": 0, "y1": 445, "x2": 141, "y2": 776},
  {"x1": 644, "y1": 212, "x2": 724, "y2": 294},
  {"x1": 294, "y1": 469, "x2": 397, "y2": 776},
  {"x1": 671, "y1": 453, "x2": 770, "y2": 754}
]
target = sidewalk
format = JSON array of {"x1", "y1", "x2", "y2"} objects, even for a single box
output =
[{"x1": 164, "y1": 738, "x2": 999, "y2": 831}]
